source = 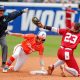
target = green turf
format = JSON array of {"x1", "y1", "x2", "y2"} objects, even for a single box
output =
[{"x1": 0, "y1": 35, "x2": 80, "y2": 57}]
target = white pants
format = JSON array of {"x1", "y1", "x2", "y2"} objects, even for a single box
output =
[
  {"x1": 53, "y1": 59, "x2": 79, "y2": 76},
  {"x1": 12, "y1": 44, "x2": 28, "y2": 71}
]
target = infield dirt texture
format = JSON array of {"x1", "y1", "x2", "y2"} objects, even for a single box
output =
[{"x1": 0, "y1": 57, "x2": 80, "y2": 80}]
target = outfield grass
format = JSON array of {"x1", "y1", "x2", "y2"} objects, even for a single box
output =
[{"x1": 0, "y1": 35, "x2": 80, "y2": 57}]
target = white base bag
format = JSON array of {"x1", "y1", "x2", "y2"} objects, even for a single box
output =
[{"x1": 30, "y1": 70, "x2": 48, "y2": 75}]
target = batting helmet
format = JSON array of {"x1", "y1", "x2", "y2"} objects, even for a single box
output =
[{"x1": 37, "y1": 31, "x2": 46, "y2": 43}]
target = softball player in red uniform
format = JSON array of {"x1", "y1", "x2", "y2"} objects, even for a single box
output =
[
  {"x1": 32, "y1": 17, "x2": 80, "y2": 77},
  {"x1": 3, "y1": 31, "x2": 46, "y2": 72},
  {"x1": 60, "y1": 4, "x2": 78, "y2": 76}
]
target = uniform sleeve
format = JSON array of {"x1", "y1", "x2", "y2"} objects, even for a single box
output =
[
  {"x1": 59, "y1": 29, "x2": 67, "y2": 35},
  {"x1": 6, "y1": 10, "x2": 23, "y2": 22},
  {"x1": 71, "y1": 10, "x2": 76, "y2": 13},
  {"x1": 38, "y1": 45, "x2": 44, "y2": 55},
  {"x1": 67, "y1": 9, "x2": 77, "y2": 13}
]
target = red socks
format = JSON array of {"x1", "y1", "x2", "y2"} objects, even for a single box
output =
[{"x1": 6, "y1": 56, "x2": 15, "y2": 66}]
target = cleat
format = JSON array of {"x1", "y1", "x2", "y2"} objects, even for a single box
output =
[
  {"x1": 61, "y1": 72, "x2": 66, "y2": 77},
  {"x1": 3, "y1": 66, "x2": 8, "y2": 73},
  {"x1": 9, "y1": 66, "x2": 14, "y2": 71},
  {"x1": 47, "y1": 65, "x2": 54, "y2": 75},
  {"x1": 60, "y1": 65, "x2": 66, "y2": 77}
]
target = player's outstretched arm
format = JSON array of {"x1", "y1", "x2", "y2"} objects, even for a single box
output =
[
  {"x1": 7, "y1": 8, "x2": 29, "y2": 22},
  {"x1": 39, "y1": 55, "x2": 45, "y2": 70},
  {"x1": 32, "y1": 17, "x2": 58, "y2": 33},
  {"x1": 5, "y1": 30, "x2": 24, "y2": 37}
]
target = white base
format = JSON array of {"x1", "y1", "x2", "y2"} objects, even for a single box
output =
[{"x1": 30, "y1": 70, "x2": 48, "y2": 75}]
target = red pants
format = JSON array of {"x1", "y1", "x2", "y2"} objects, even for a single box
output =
[{"x1": 57, "y1": 47, "x2": 79, "y2": 73}]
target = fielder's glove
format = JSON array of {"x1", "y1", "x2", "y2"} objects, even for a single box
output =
[{"x1": 32, "y1": 17, "x2": 44, "y2": 28}]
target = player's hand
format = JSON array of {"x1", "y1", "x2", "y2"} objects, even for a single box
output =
[
  {"x1": 23, "y1": 8, "x2": 29, "y2": 13},
  {"x1": 32, "y1": 17, "x2": 44, "y2": 28},
  {"x1": 5, "y1": 30, "x2": 12, "y2": 35}
]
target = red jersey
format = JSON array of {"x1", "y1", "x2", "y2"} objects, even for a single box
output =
[
  {"x1": 21, "y1": 34, "x2": 44, "y2": 55},
  {"x1": 59, "y1": 29, "x2": 80, "y2": 50}
]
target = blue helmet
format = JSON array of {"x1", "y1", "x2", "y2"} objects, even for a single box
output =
[{"x1": 0, "y1": 5, "x2": 5, "y2": 11}]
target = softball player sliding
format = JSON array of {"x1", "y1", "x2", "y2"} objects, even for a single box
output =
[{"x1": 3, "y1": 31, "x2": 46, "y2": 72}]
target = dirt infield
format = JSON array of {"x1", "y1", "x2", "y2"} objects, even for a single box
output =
[{"x1": 0, "y1": 57, "x2": 80, "y2": 80}]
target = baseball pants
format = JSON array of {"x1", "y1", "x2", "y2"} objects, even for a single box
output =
[
  {"x1": 12, "y1": 44, "x2": 28, "y2": 71},
  {"x1": 56, "y1": 47, "x2": 79, "y2": 76},
  {"x1": 0, "y1": 35, "x2": 8, "y2": 64}
]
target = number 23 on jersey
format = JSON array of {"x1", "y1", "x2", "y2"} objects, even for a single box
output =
[{"x1": 64, "y1": 33, "x2": 78, "y2": 44}]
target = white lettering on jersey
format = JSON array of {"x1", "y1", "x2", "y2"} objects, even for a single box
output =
[
  {"x1": 65, "y1": 51, "x2": 70, "y2": 60},
  {"x1": 64, "y1": 33, "x2": 78, "y2": 44},
  {"x1": 27, "y1": 43, "x2": 35, "y2": 52}
]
